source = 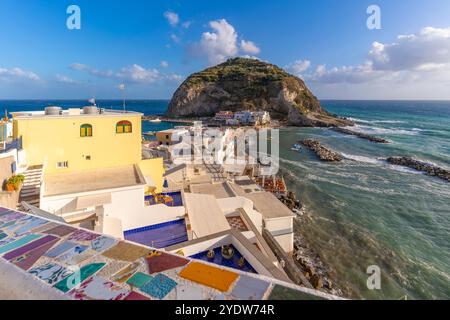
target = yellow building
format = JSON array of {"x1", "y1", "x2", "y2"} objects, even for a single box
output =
[
  {"x1": 12, "y1": 107, "x2": 142, "y2": 173},
  {"x1": 11, "y1": 106, "x2": 164, "y2": 193}
]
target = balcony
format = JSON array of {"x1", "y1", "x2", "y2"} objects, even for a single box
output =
[{"x1": 0, "y1": 136, "x2": 22, "y2": 154}]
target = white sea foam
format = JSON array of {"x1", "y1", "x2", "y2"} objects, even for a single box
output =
[
  {"x1": 341, "y1": 153, "x2": 384, "y2": 165},
  {"x1": 346, "y1": 125, "x2": 420, "y2": 136},
  {"x1": 349, "y1": 117, "x2": 406, "y2": 124}
]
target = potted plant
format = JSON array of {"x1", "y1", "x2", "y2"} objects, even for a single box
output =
[{"x1": 6, "y1": 174, "x2": 25, "y2": 192}]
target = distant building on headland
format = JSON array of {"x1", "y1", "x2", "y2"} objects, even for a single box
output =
[{"x1": 215, "y1": 110, "x2": 271, "y2": 126}]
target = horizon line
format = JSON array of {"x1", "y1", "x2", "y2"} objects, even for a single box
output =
[{"x1": 2, "y1": 98, "x2": 450, "y2": 102}]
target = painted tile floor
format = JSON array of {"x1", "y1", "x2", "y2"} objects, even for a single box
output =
[{"x1": 0, "y1": 207, "x2": 330, "y2": 300}]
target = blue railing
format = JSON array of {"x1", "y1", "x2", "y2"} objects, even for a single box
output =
[{"x1": 1, "y1": 136, "x2": 22, "y2": 153}]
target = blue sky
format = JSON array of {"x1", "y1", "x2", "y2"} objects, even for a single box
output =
[{"x1": 1, "y1": 0, "x2": 450, "y2": 99}]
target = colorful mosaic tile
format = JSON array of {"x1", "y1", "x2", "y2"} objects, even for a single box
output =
[
  {"x1": 91, "y1": 236, "x2": 118, "y2": 253},
  {"x1": 67, "y1": 276, "x2": 129, "y2": 300},
  {"x1": 54, "y1": 263, "x2": 106, "y2": 293},
  {"x1": 102, "y1": 242, "x2": 150, "y2": 262},
  {"x1": 0, "y1": 211, "x2": 25, "y2": 222},
  {"x1": 68, "y1": 229, "x2": 100, "y2": 242},
  {"x1": 0, "y1": 221, "x2": 16, "y2": 229},
  {"x1": 0, "y1": 234, "x2": 42, "y2": 255},
  {"x1": 126, "y1": 272, "x2": 153, "y2": 289},
  {"x1": 145, "y1": 250, "x2": 189, "y2": 274},
  {"x1": 3, "y1": 235, "x2": 58, "y2": 261},
  {"x1": 111, "y1": 262, "x2": 141, "y2": 283},
  {"x1": 96, "y1": 260, "x2": 130, "y2": 279},
  {"x1": 140, "y1": 274, "x2": 177, "y2": 300},
  {"x1": 63, "y1": 249, "x2": 97, "y2": 266},
  {"x1": 230, "y1": 274, "x2": 271, "y2": 300},
  {"x1": 29, "y1": 263, "x2": 73, "y2": 285},
  {"x1": 10, "y1": 237, "x2": 60, "y2": 270},
  {"x1": 179, "y1": 262, "x2": 239, "y2": 292},
  {"x1": 14, "y1": 217, "x2": 48, "y2": 236},
  {"x1": 29, "y1": 222, "x2": 59, "y2": 234},
  {"x1": 55, "y1": 244, "x2": 89, "y2": 264},
  {"x1": 45, "y1": 241, "x2": 78, "y2": 258},
  {"x1": 123, "y1": 291, "x2": 151, "y2": 300},
  {"x1": 0, "y1": 207, "x2": 11, "y2": 215},
  {"x1": 176, "y1": 284, "x2": 204, "y2": 300},
  {"x1": 43, "y1": 225, "x2": 76, "y2": 237}
]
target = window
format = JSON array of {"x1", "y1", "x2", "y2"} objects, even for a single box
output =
[
  {"x1": 57, "y1": 161, "x2": 69, "y2": 169},
  {"x1": 116, "y1": 120, "x2": 132, "y2": 134},
  {"x1": 80, "y1": 124, "x2": 93, "y2": 137}
]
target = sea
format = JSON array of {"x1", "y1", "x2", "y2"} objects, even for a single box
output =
[{"x1": 2, "y1": 99, "x2": 449, "y2": 300}]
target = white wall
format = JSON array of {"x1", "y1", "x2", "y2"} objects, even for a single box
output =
[
  {"x1": 41, "y1": 185, "x2": 185, "y2": 236},
  {"x1": 264, "y1": 217, "x2": 294, "y2": 253}
]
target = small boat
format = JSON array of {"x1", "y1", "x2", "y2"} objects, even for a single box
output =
[
  {"x1": 143, "y1": 131, "x2": 155, "y2": 136},
  {"x1": 150, "y1": 118, "x2": 162, "y2": 123},
  {"x1": 291, "y1": 144, "x2": 302, "y2": 152}
]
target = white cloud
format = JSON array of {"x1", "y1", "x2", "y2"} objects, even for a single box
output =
[
  {"x1": 160, "y1": 60, "x2": 169, "y2": 68},
  {"x1": 240, "y1": 40, "x2": 260, "y2": 55},
  {"x1": 181, "y1": 21, "x2": 192, "y2": 29},
  {"x1": 70, "y1": 63, "x2": 183, "y2": 85},
  {"x1": 198, "y1": 19, "x2": 239, "y2": 65},
  {"x1": 286, "y1": 26, "x2": 450, "y2": 99},
  {"x1": 116, "y1": 64, "x2": 161, "y2": 83},
  {"x1": 164, "y1": 11, "x2": 179, "y2": 27},
  {"x1": 369, "y1": 27, "x2": 450, "y2": 71},
  {"x1": 170, "y1": 34, "x2": 181, "y2": 44},
  {"x1": 0, "y1": 67, "x2": 40, "y2": 81},
  {"x1": 285, "y1": 60, "x2": 311, "y2": 75},
  {"x1": 190, "y1": 19, "x2": 260, "y2": 65},
  {"x1": 55, "y1": 74, "x2": 78, "y2": 85}
]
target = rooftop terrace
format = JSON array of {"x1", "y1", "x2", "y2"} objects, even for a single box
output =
[
  {"x1": 11, "y1": 107, "x2": 142, "y2": 120},
  {"x1": 44, "y1": 164, "x2": 146, "y2": 197},
  {"x1": 0, "y1": 206, "x2": 339, "y2": 300}
]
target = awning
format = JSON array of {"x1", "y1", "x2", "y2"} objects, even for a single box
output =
[{"x1": 76, "y1": 193, "x2": 112, "y2": 210}]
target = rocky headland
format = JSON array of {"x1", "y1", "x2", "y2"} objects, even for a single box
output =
[
  {"x1": 387, "y1": 157, "x2": 450, "y2": 182},
  {"x1": 332, "y1": 127, "x2": 390, "y2": 143},
  {"x1": 301, "y1": 139, "x2": 342, "y2": 162},
  {"x1": 166, "y1": 58, "x2": 354, "y2": 127}
]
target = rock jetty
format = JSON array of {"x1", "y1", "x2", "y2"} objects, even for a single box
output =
[
  {"x1": 332, "y1": 127, "x2": 389, "y2": 143},
  {"x1": 301, "y1": 139, "x2": 342, "y2": 162},
  {"x1": 387, "y1": 157, "x2": 450, "y2": 182}
]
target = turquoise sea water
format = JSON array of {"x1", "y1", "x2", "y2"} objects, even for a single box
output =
[
  {"x1": 2, "y1": 99, "x2": 449, "y2": 299},
  {"x1": 281, "y1": 101, "x2": 450, "y2": 299}
]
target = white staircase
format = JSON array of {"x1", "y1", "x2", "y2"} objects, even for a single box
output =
[{"x1": 18, "y1": 165, "x2": 43, "y2": 210}]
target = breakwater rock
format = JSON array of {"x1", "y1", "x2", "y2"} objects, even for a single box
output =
[
  {"x1": 387, "y1": 157, "x2": 450, "y2": 182},
  {"x1": 301, "y1": 139, "x2": 342, "y2": 162},
  {"x1": 332, "y1": 127, "x2": 389, "y2": 143}
]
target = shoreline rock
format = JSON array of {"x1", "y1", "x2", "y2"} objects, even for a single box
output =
[
  {"x1": 293, "y1": 219, "x2": 343, "y2": 296},
  {"x1": 301, "y1": 139, "x2": 342, "y2": 162},
  {"x1": 386, "y1": 157, "x2": 450, "y2": 182},
  {"x1": 332, "y1": 127, "x2": 389, "y2": 143}
]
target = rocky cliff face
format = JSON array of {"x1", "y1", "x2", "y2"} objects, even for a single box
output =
[{"x1": 166, "y1": 58, "x2": 352, "y2": 127}]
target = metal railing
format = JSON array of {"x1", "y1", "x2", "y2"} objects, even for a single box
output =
[{"x1": 0, "y1": 136, "x2": 22, "y2": 153}]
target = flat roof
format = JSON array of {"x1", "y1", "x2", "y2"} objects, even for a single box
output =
[
  {"x1": 11, "y1": 108, "x2": 142, "y2": 119},
  {"x1": 190, "y1": 182, "x2": 236, "y2": 199},
  {"x1": 43, "y1": 164, "x2": 146, "y2": 197},
  {"x1": 243, "y1": 192, "x2": 295, "y2": 219},
  {"x1": 184, "y1": 193, "x2": 231, "y2": 238}
]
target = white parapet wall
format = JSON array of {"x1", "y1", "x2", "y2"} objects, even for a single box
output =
[{"x1": 0, "y1": 258, "x2": 70, "y2": 300}]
